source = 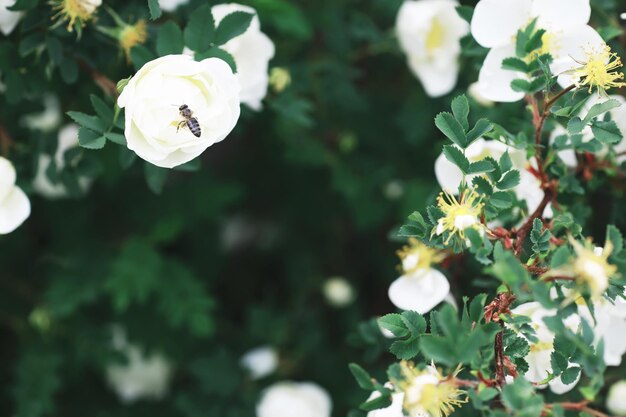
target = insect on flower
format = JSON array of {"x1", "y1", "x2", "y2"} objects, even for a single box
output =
[{"x1": 176, "y1": 104, "x2": 202, "y2": 138}]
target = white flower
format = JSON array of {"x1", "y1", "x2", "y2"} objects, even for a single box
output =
[
  {"x1": 33, "y1": 124, "x2": 92, "y2": 199},
  {"x1": 323, "y1": 277, "x2": 355, "y2": 307},
  {"x1": 0, "y1": 157, "x2": 30, "y2": 235},
  {"x1": 395, "y1": 0, "x2": 469, "y2": 97},
  {"x1": 117, "y1": 54, "x2": 240, "y2": 168},
  {"x1": 256, "y1": 381, "x2": 332, "y2": 417},
  {"x1": 388, "y1": 269, "x2": 450, "y2": 314},
  {"x1": 435, "y1": 138, "x2": 526, "y2": 192},
  {"x1": 0, "y1": 0, "x2": 22, "y2": 35},
  {"x1": 515, "y1": 169, "x2": 552, "y2": 217},
  {"x1": 106, "y1": 345, "x2": 173, "y2": 403},
  {"x1": 471, "y1": 0, "x2": 604, "y2": 102},
  {"x1": 212, "y1": 3, "x2": 275, "y2": 111},
  {"x1": 577, "y1": 288, "x2": 626, "y2": 366},
  {"x1": 607, "y1": 380, "x2": 626, "y2": 416},
  {"x1": 366, "y1": 389, "x2": 404, "y2": 417},
  {"x1": 21, "y1": 95, "x2": 62, "y2": 132},
  {"x1": 240, "y1": 346, "x2": 279, "y2": 380},
  {"x1": 468, "y1": 82, "x2": 494, "y2": 107},
  {"x1": 158, "y1": 0, "x2": 188, "y2": 12},
  {"x1": 510, "y1": 302, "x2": 581, "y2": 394}
]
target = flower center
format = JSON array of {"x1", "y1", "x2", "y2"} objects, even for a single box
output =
[
  {"x1": 435, "y1": 188, "x2": 484, "y2": 244},
  {"x1": 53, "y1": 0, "x2": 101, "y2": 31},
  {"x1": 397, "y1": 238, "x2": 445, "y2": 275},
  {"x1": 569, "y1": 44, "x2": 626, "y2": 95},
  {"x1": 120, "y1": 21, "x2": 148, "y2": 61},
  {"x1": 425, "y1": 18, "x2": 445, "y2": 54}
]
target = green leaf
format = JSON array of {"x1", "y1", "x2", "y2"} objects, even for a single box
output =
[
  {"x1": 466, "y1": 118, "x2": 493, "y2": 145},
  {"x1": 502, "y1": 57, "x2": 529, "y2": 72},
  {"x1": 59, "y1": 59, "x2": 78, "y2": 84},
  {"x1": 195, "y1": 47, "x2": 237, "y2": 73},
  {"x1": 592, "y1": 120, "x2": 622, "y2": 144},
  {"x1": 435, "y1": 112, "x2": 467, "y2": 147},
  {"x1": 7, "y1": 0, "x2": 38, "y2": 10},
  {"x1": 77, "y1": 127, "x2": 106, "y2": 150},
  {"x1": 89, "y1": 95, "x2": 114, "y2": 125},
  {"x1": 420, "y1": 335, "x2": 456, "y2": 366},
  {"x1": 390, "y1": 336, "x2": 421, "y2": 360},
  {"x1": 67, "y1": 111, "x2": 105, "y2": 133},
  {"x1": 349, "y1": 363, "x2": 375, "y2": 390},
  {"x1": 401, "y1": 311, "x2": 426, "y2": 336},
  {"x1": 184, "y1": 4, "x2": 215, "y2": 52},
  {"x1": 443, "y1": 145, "x2": 470, "y2": 173},
  {"x1": 497, "y1": 170, "x2": 520, "y2": 190},
  {"x1": 104, "y1": 132, "x2": 126, "y2": 145},
  {"x1": 144, "y1": 163, "x2": 168, "y2": 194},
  {"x1": 597, "y1": 25, "x2": 623, "y2": 42},
  {"x1": 378, "y1": 314, "x2": 409, "y2": 338},
  {"x1": 455, "y1": 5, "x2": 473, "y2": 23},
  {"x1": 567, "y1": 117, "x2": 585, "y2": 134},
  {"x1": 147, "y1": 0, "x2": 162, "y2": 20},
  {"x1": 560, "y1": 366, "x2": 581, "y2": 384},
  {"x1": 468, "y1": 159, "x2": 496, "y2": 175},
  {"x1": 607, "y1": 225, "x2": 623, "y2": 254},
  {"x1": 130, "y1": 46, "x2": 156, "y2": 71},
  {"x1": 583, "y1": 98, "x2": 621, "y2": 125},
  {"x1": 525, "y1": 28, "x2": 546, "y2": 53},
  {"x1": 473, "y1": 176, "x2": 493, "y2": 196},
  {"x1": 489, "y1": 191, "x2": 513, "y2": 209},
  {"x1": 451, "y1": 95, "x2": 470, "y2": 131},
  {"x1": 46, "y1": 37, "x2": 63, "y2": 65},
  {"x1": 214, "y1": 11, "x2": 254, "y2": 46},
  {"x1": 511, "y1": 79, "x2": 532, "y2": 93},
  {"x1": 499, "y1": 151, "x2": 513, "y2": 172},
  {"x1": 360, "y1": 394, "x2": 392, "y2": 412},
  {"x1": 398, "y1": 211, "x2": 428, "y2": 239},
  {"x1": 157, "y1": 21, "x2": 184, "y2": 56}
]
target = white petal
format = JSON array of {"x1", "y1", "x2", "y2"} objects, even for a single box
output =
[
  {"x1": 532, "y1": 0, "x2": 591, "y2": 32},
  {"x1": 0, "y1": 0, "x2": 22, "y2": 35},
  {"x1": 471, "y1": 0, "x2": 532, "y2": 48},
  {"x1": 388, "y1": 269, "x2": 450, "y2": 314},
  {"x1": 552, "y1": 25, "x2": 605, "y2": 86},
  {"x1": 602, "y1": 315, "x2": 626, "y2": 366},
  {"x1": 0, "y1": 185, "x2": 30, "y2": 234},
  {"x1": 408, "y1": 57, "x2": 459, "y2": 97},
  {"x1": 367, "y1": 391, "x2": 405, "y2": 417},
  {"x1": 477, "y1": 44, "x2": 526, "y2": 102},
  {"x1": 0, "y1": 156, "x2": 17, "y2": 202},
  {"x1": 549, "y1": 371, "x2": 580, "y2": 394}
]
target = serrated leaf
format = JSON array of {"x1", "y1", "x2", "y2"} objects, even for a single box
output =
[
  {"x1": 214, "y1": 11, "x2": 254, "y2": 46},
  {"x1": 435, "y1": 112, "x2": 467, "y2": 147},
  {"x1": 401, "y1": 311, "x2": 426, "y2": 336},
  {"x1": 443, "y1": 145, "x2": 470, "y2": 173},
  {"x1": 78, "y1": 127, "x2": 106, "y2": 149},
  {"x1": 560, "y1": 366, "x2": 581, "y2": 384},
  {"x1": 583, "y1": 98, "x2": 621, "y2": 125},
  {"x1": 473, "y1": 176, "x2": 493, "y2": 196},
  {"x1": 157, "y1": 21, "x2": 184, "y2": 56},
  {"x1": 502, "y1": 57, "x2": 529, "y2": 72},
  {"x1": 194, "y1": 47, "x2": 237, "y2": 73},
  {"x1": 592, "y1": 120, "x2": 622, "y2": 144},
  {"x1": 489, "y1": 191, "x2": 513, "y2": 209},
  {"x1": 104, "y1": 132, "x2": 126, "y2": 145},
  {"x1": 378, "y1": 314, "x2": 409, "y2": 338},
  {"x1": 567, "y1": 117, "x2": 585, "y2": 134},
  {"x1": 390, "y1": 336, "x2": 421, "y2": 360},
  {"x1": 67, "y1": 111, "x2": 105, "y2": 133},
  {"x1": 451, "y1": 95, "x2": 470, "y2": 131},
  {"x1": 499, "y1": 151, "x2": 513, "y2": 172},
  {"x1": 147, "y1": 0, "x2": 161, "y2": 20},
  {"x1": 497, "y1": 170, "x2": 520, "y2": 190},
  {"x1": 184, "y1": 4, "x2": 215, "y2": 52},
  {"x1": 349, "y1": 363, "x2": 375, "y2": 390},
  {"x1": 90, "y1": 95, "x2": 113, "y2": 124},
  {"x1": 606, "y1": 225, "x2": 623, "y2": 254},
  {"x1": 360, "y1": 394, "x2": 392, "y2": 412},
  {"x1": 468, "y1": 159, "x2": 496, "y2": 174},
  {"x1": 511, "y1": 79, "x2": 532, "y2": 93},
  {"x1": 466, "y1": 118, "x2": 493, "y2": 145}
]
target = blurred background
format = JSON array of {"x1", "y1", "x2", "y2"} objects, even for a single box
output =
[{"x1": 1, "y1": 0, "x2": 625, "y2": 416}]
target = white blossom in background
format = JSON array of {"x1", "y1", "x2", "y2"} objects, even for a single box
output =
[
  {"x1": 256, "y1": 381, "x2": 332, "y2": 417},
  {"x1": 471, "y1": 0, "x2": 604, "y2": 102},
  {"x1": 212, "y1": 3, "x2": 275, "y2": 111},
  {"x1": 468, "y1": 82, "x2": 494, "y2": 107},
  {"x1": 366, "y1": 388, "x2": 404, "y2": 417},
  {"x1": 510, "y1": 302, "x2": 582, "y2": 394},
  {"x1": 0, "y1": 157, "x2": 30, "y2": 234},
  {"x1": 240, "y1": 346, "x2": 279, "y2": 380},
  {"x1": 323, "y1": 277, "x2": 355, "y2": 307},
  {"x1": 395, "y1": 0, "x2": 469, "y2": 97},
  {"x1": 388, "y1": 239, "x2": 449, "y2": 314},
  {"x1": 384, "y1": 180, "x2": 404, "y2": 200},
  {"x1": 21, "y1": 95, "x2": 61, "y2": 132},
  {"x1": 0, "y1": 0, "x2": 22, "y2": 35},
  {"x1": 607, "y1": 380, "x2": 626, "y2": 416},
  {"x1": 578, "y1": 294, "x2": 626, "y2": 366},
  {"x1": 117, "y1": 54, "x2": 241, "y2": 168},
  {"x1": 158, "y1": 0, "x2": 188, "y2": 12},
  {"x1": 33, "y1": 124, "x2": 92, "y2": 198},
  {"x1": 106, "y1": 328, "x2": 173, "y2": 403}
]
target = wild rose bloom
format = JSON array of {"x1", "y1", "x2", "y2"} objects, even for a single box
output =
[
  {"x1": 471, "y1": 0, "x2": 604, "y2": 102},
  {"x1": 117, "y1": 54, "x2": 241, "y2": 168},
  {"x1": 395, "y1": 0, "x2": 469, "y2": 97},
  {"x1": 240, "y1": 346, "x2": 278, "y2": 380},
  {"x1": 212, "y1": 3, "x2": 275, "y2": 110},
  {"x1": 0, "y1": 157, "x2": 30, "y2": 234},
  {"x1": 256, "y1": 381, "x2": 332, "y2": 417},
  {"x1": 607, "y1": 380, "x2": 626, "y2": 416}
]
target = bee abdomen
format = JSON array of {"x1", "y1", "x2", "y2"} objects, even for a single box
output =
[{"x1": 187, "y1": 118, "x2": 201, "y2": 138}]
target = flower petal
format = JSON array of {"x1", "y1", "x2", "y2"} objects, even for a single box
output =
[
  {"x1": 0, "y1": 185, "x2": 30, "y2": 234},
  {"x1": 471, "y1": 0, "x2": 532, "y2": 48},
  {"x1": 552, "y1": 25, "x2": 604, "y2": 87},
  {"x1": 408, "y1": 57, "x2": 459, "y2": 97},
  {"x1": 532, "y1": 0, "x2": 591, "y2": 31},
  {"x1": 477, "y1": 44, "x2": 526, "y2": 102},
  {"x1": 388, "y1": 269, "x2": 450, "y2": 314}
]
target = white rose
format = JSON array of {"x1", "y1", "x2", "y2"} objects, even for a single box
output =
[
  {"x1": 117, "y1": 54, "x2": 241, "y2": 168},
  {"x1": 395, "y1": 0, "x2": 469, "y2": 97},
  {"x1": 0, "y1": 156, "x2": 30, "y2": 234},
  {"x1": 240, "y1": 346, "x2": 279, "y2": 380},
  {"x1": 0, "y1": 0, "x2": 22, "y2": 36},
  {"x1": 256, "y1": 381, "x2": 332, "y2": 417},
  {"x1": 471, "y1": 0, "x2": 603, "y2": 102},
  {"x1": 607, "y1": 381, "x2": 626, "y2": 416},
  {"x1": 212, "y1": 3, "x2": 275, "y2": 111},
  {"x1": 21, "y1": 95, "x2": 61, "y2": 132},
  {"x1": 158, "y1": 0, "x2": 188, "y2": 12},
  {"x1": 323, "y1": 277, "x2": 355, "y2": 307},
  {"x1": 33, "y1": 124, "x2": 92, "y2": 198},
  {"x1": 388, "y1": 268, "x2": 450, "y2": 314},
  {"x1": 106, "y1": 345, "x2": 173, "y2": 403}
]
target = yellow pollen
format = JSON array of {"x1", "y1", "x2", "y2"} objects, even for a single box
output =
[
  {"x1": 569, "y1": 44, "x2": 626, "y2": 95},
  {"x1": 397, "y1": 238, "x2": 445, "y2": 275},
  {"x1": 529, "y1": 341, "x2": 553, "y2": 352},
  {"x1": 120, "y1": 21, "x2": 148, "y2": 61},
  {"x1": 434, "y1": 187, "x2": 484, "y2": 245},
  {"x1": 51, "y1": 0, "x2": 101, "y2": 31},
  {"x1": 425, "y1": 18, "x2": 445, "y2": 54}
]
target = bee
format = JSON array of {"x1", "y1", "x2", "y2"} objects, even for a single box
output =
[{"x1": 176, "y1": 104, "x2": 201, "y2": 138}]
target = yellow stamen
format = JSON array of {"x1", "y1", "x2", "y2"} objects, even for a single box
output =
[
  {"x1": 434, "y1": 187, "x2": 484, "y2": 245},
  {"x1": 120, "y1": 20, "x2": 148, "y2": 62},
  {"x1": 426, "y1": 18, "x2": 445, "y2": 54},
  {"x1": 51, "y1": 0, "x2": 101, "y2": 32},
  {"x1": 568, "y1": 44, "x2": 626, "y2": 95},
  {"x1": 397, "y1": 238, "x2": 445, "y2": 275}
]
